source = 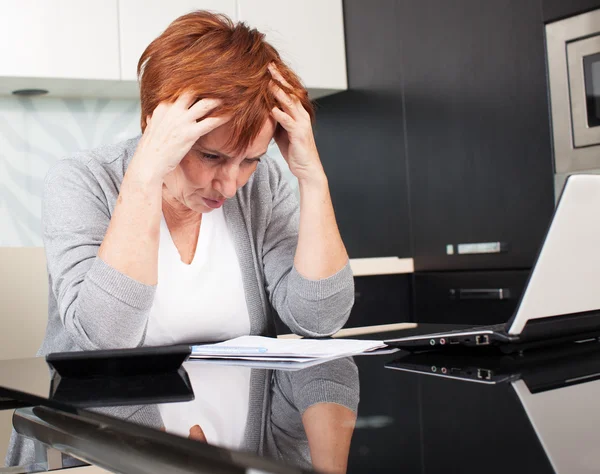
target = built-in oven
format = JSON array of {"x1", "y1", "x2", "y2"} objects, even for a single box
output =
[{"x1": 546, "y1": 8, "x2": 600, "y2": 195}]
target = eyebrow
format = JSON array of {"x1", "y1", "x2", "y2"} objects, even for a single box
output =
[{"x1": 200, "y1": 147, "x2": 267, "y2": 161}]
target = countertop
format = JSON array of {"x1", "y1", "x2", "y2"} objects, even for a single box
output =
[{"x1": 0, "y1": 324, "x2": 592, "y2": 473}]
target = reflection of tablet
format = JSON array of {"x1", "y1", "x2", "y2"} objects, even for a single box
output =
[
  {"x1": 49, "y1": 367, "x2": 195, "y2": 407},
  {"x1": 46, "y1": 345, "x2": 191, "y2": 378}
]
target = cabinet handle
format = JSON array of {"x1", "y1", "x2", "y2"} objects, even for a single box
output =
[
  {"x1": 446, "y1": 242, "x2": 509, "y2": 255},
  {"x1": 449, "y1": 288, "x2": 511, "y2": 300}
]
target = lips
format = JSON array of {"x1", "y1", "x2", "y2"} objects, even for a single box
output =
[{"x1": 202, "y1": 197, "x2": 225, "y2": 209}]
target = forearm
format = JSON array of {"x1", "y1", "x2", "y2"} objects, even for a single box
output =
[
  {"x1": 302, "y1": 403, "x2": 356, "y2": 474},
  {"x1": 294, "y1": 171, "x2": 348, "y2": 280},
  {"x1": 98, "y1": 159, "x2": 163, "y2": 285}
]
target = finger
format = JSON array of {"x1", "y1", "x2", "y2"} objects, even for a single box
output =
[
  {"x1": 192, "y1": 114, "x2": 232, "y2": 139},
  {"x1": 274, "y1": 125, "x2": 290, "y2": 156},
  {"x1": 149, "y1": 103, "x2": 168, "y2": 128},
  {"x1": 187, "y1": 98, "x2": 222, "y2": 121},
  {"x1": 176, "y1": 90, "x2": 198, "y2": 110},
  {"x1": 271, "y1": 106, "x2": 295, "y2": 131},
  {"x1": 268, "y1": 63, "x2": 292, "y2": 89},
  {"x1": 189, "y1": 425, "x2": 207, "y2": 443},
  {"x1": 270, "y1": 82, "x2": 302, "y2": 120}
]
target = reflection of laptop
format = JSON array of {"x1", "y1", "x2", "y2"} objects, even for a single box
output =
[
  {"x1": 385, "y1": 339, "x2": 600, "y2": 385},
  {"x1": 386, "y1": 175, "x2": 600, "y2": 353},
  {"x1": 386, "y1": 343, "x2": 600, "y2": 474}
]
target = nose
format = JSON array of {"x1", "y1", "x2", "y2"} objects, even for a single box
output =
[{"x1": 213, "y1": 163, "x2": 239, "y2": 199}]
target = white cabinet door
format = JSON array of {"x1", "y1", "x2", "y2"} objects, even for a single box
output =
[
  {"x1": 119, "y1": 0, "x2": 238, "y2": 81},
  {"x1": 0, "y1": 0, "x2": 120, "y2": 80},
  {"x1": 237, "y1": 0, "x2": 347, "y2": 93}
]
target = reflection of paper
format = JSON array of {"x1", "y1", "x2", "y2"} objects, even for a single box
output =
[
  {"x1": 190, "y1": 335, "x2": 388, "y2": 361},
  {"x1": 191, "y1": 356, "x2": 346, "y2": 371}
]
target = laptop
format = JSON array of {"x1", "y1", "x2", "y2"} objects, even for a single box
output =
[
  {"x1": 385, "y1": 174, "x2": 600, "y2": 353},
  {"x1": 385, "y1": 344, "x2": 600, "y2": 474}
]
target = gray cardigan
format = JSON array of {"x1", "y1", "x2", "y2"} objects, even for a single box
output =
[{"x1": 38, "y1": 135, "x2": 354, "y2": 355}]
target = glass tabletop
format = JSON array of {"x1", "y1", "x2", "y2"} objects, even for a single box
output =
[{"x1": 0, "y1": 327, "x2": 599, "y2": 473}]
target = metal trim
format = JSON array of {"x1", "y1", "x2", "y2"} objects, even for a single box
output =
[
  {"x1": 567, "y1": 36, "x2": 600, "y2": 146},
  {"x1": 13, "y1": 406, "x2": 309, "y2": 474},
  {"x1": 546, "y1": 8, "x2": 600, "y2": 173}
]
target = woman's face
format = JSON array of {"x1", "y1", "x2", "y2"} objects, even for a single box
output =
[{"x1": 163, "y1": 118, "x2": 277, "y2": 214}]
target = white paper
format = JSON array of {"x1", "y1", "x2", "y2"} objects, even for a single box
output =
[{"x1": 190, "y1": 335, "x2": 388, "y2": 360}]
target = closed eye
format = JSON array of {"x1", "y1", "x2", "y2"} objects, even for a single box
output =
[{"x1": 201, "y1": 152, "x2": 220, "y2": 160}]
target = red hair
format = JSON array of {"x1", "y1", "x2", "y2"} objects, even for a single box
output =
[{"x1": 138, "y1": 10, "x2": 314, "y2": 154}]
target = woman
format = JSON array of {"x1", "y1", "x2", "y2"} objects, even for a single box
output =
[
  {"x1": 38, "y1": 10, "x2": 354, "y2": 354},
  {"x1": 7, "y1": 11, "x2": 357, "y2": 470}
]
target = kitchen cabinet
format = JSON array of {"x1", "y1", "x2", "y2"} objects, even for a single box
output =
[
  {"x1": 543, "y1": 0, "x2": 600, "y2": 23},
  {"x1": 351, "y1": 274, "x2": 413, "y2": 326},
  {"x1": 413, "y1": 270, "x2": 530, "y2": 325},
  {"x1": 400, "y1": 0, "x2": 555, "y2": 271},
  {"x1": 118, "y1": 0, "x2": 237, "y2": 82},
  {"x1": 0, "y1": 0, "x2": 120, "y2": 95},
  {"x1": 313, "y1": 0, "x2": 411, "y2": 259},
  {"x1": 237, "y1": 0, "x2": 347, "y2": 96},
  {"x1": 0, "y1": 0, "x2": 346, "y2": 99}
]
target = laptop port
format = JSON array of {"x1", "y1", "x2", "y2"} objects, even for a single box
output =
[
  {"x1": 475, "y1": 335, "x2": 490, "y2": 346},
  {"x1": 449, "y1": 338, "x2": 460, "y2": 345},
  {"x1": 478, "y1": 369, "x2": 492, "y2": 380}
]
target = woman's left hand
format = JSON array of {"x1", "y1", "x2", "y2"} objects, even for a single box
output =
[{"x1": 268, "y1": 64, "x2": 325, "y2": 184}]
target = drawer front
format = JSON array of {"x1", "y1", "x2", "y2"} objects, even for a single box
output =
[{"x1": 413, "y1": 270, "x2": 530, "y2": 325}]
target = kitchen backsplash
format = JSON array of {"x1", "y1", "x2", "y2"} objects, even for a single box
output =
[{"x1": 0, "y1": 96, "x2": 294, "y2": 246}]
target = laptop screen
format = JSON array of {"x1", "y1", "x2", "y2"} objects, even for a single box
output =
[
  {"x1": 508, "y1": 175, "x2": 600, "y2": 335},
  {"x1": 513, "y1": 377, "x2": 600, "y2": 473}
]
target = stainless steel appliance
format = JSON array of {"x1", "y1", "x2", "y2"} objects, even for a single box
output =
[{"x1": 547, "y1": 8, "x2": 600, "y2": 181}]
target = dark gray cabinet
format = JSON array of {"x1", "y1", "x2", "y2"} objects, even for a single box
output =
[
  {"x1": 413, "y1": 270, "x2": 530, "y2": 325},
  {"x1": 351, "y1": 274, "x2": 413, "y2": 326},
  {"x1": 314, "y1": 0, "x2": 411, "y2": 259},
  {"x1": 543, "y1": 0, "x2": 600, "y2": 23},
  {"x1": 400, "y1": 0, "x2": 555, "y2": 272},
  {"x1": 317, "y1": 0, "x2": 555, "y2": 270},
  {"x1": 314, "y1": 1, "x2": 560, "y2": 325}
]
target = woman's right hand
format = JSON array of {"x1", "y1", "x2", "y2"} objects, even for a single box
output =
[{"x1": 130, "y1": 92, "x2": 229, "y2": 183}]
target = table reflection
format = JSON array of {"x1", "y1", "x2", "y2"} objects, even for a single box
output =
[
  {"x1": 5, "y1": 357, "x2": 360, "y2": 474},
  {"x1": 387, "y1": 341, "x2": 600, "y2": 474}
]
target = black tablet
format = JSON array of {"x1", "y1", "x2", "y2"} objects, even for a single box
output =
[{"x1": 46, "y1": 345, "x2": 191, "y2": 378}]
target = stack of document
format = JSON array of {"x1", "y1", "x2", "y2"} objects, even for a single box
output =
[{"x1": 190, "y1": 335, "x2": 394, "y2": 370}]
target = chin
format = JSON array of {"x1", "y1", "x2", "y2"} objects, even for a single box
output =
[{"x1": 189, "y1": 203, "x2": 212, "y2": 213}]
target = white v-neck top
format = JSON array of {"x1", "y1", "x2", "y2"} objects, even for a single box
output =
[
  {"x1": 145, "y1": 208, "x2": 252, "y2": 449},
  {"x1": 145, "y1": 207, "x2": 251, "y2": 346}
]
